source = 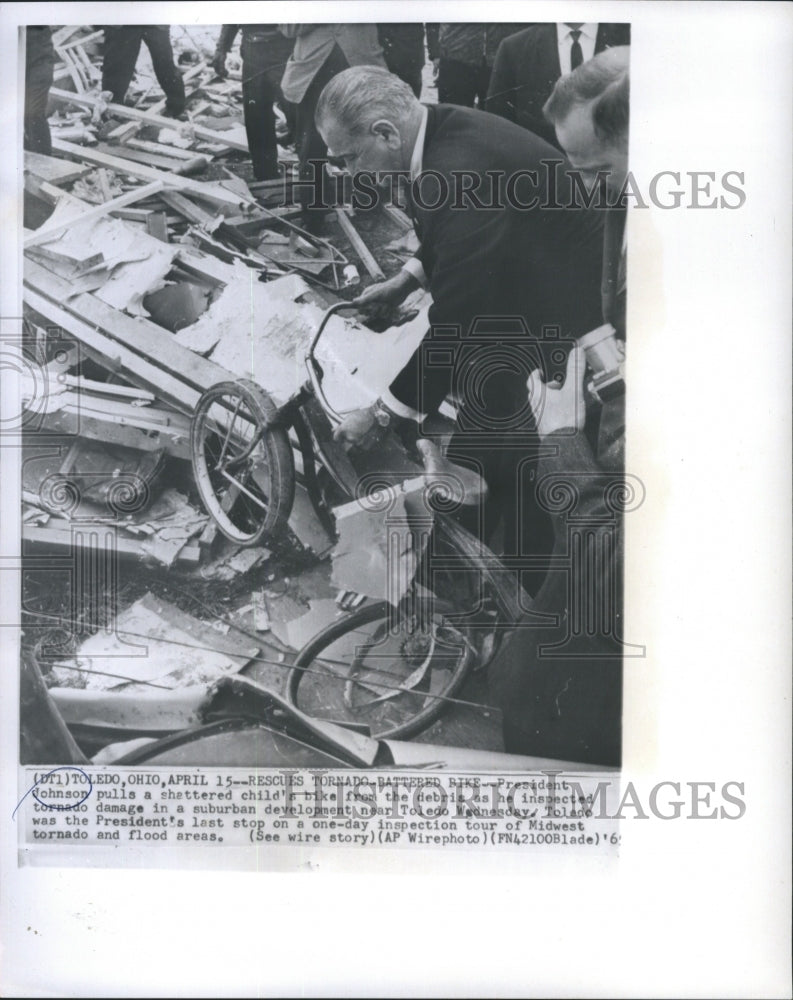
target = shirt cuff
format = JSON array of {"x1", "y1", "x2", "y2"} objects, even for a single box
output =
[
  {"x1": 401, "y1": 256, "x2": 427, "y2": 288},
  {"x1": 379, "y1": 389, "x2": 426, "y2": 423}
]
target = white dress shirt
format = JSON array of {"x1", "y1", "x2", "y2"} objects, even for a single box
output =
[{"x1": 556, "y1": 23, "x2": 598, "y2": 75}]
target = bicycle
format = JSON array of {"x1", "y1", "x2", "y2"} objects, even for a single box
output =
[{"x1": 190, "y1": 303, "x2": 526, "y2": 739}]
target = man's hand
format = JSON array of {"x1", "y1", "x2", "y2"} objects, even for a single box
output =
[
  {"x1": 210, "y1": 51, "x2": 228, "y2": 79},
  {"x1": 527, "y1": 346, "x2": 586, "y2": 438},
  {"x1": 352, "y1": 270, "x2": 418, "y2": 321},
  {"x1": 332, "y1": 405, "x2": 382, "y2": 451}
]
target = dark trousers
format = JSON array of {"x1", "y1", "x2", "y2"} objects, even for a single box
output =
[
  {"x1": 446, "y1": 415, "x2": 554, "y2": 598},
  {"x1": 384, "y1": 58, "x2": 423, "y2": 98},
  {"x1": 241, "y1": 34, "x2": 295, "y2": 180},
  {"x1": 24, "y1": 28, "x2": 54, "y2": 155},
  {"x1": 102, "y1": 26, "x2": 185, "y2": 115},
  {"x1": 294, "y1": 44, "x2": 349, "y2": 230},
  {"x1": 437, "y1": 57, "x2": 492, "y2": 108}
]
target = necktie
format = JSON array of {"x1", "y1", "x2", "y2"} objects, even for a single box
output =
[{"x1": 570, "y1": 29, "x2": 583, "y2": 70}]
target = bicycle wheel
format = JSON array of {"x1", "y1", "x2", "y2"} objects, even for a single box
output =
[
  {"x1": 286, "y1": 600, "x2": 476, "y2": 741},
  {"x1": 191, "y1": 380, "x2": 295, "y2": 546}
]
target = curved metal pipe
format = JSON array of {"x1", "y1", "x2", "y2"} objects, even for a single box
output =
[{"x1": 305, "y1": 302, "x2": 359, "y2": 425}]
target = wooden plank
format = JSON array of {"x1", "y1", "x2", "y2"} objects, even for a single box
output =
[
  {"x1": 38, "y1": 405, "x2": 192, "y2": 461},
  {"x1": 159, "y1": 189, "x2": 219, "y2": 227},
  {"x1": 93, "y1": 140, "x2": 189, "y2": 172},
  {"x1": 24, "y1": 151, "x2": 92, "y2": 186},
  {"x1": 125, "y1": 137, "x2": 205, "y2": 161},
  {"x1": 334, "y1": 209, "x2": 385, "y2": 280},
  {"x1": 146, "y1": 211, "x2": 170, "y2": 244},
  {"x1": 51, "y1": 138, "x2": 251, "y2": 212},
  {"x1": 108, "y1": 121, "x2": 143, "y2": 143},
  {"x1": 49, "y1": 86, "x2": 250, "y2": 152},
  {"x1": 26, "y1": 242, "x2": 104, "y2": 272},
  {"x1": 22, "y1": 523, "x2": 200, "y2": 566},
  {"x1": 24, "y1": 261, "x2": 234, "y2": 398},
  {"x1": 59, "y1": 374, "x2": 155, "y2": 401},
  {"x1": 24, "y1": 181, "x2": 164, "y2": 248}
]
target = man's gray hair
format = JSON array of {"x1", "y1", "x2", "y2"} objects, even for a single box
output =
[
  {"x1": 316, "y1": 66, "x2": 418, "y2": 136},
  {"x1": 543, "y1": 46, "x2": 630, "y2": 144}
]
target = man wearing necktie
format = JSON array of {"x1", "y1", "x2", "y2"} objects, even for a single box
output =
[
  {"x1": 486, "y1": 21, "x2": 630, "y2": 147},
  {"x1": 487, "y1": 47, "x2": 631, "y2": 765}
]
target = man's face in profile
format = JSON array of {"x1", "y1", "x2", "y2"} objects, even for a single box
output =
[
  {"x1": 555, "y1": 103, "x2": 628, "y2": 197},
  {"x1": 319, "y1": 116, "x2": 404, "y2": 184}
]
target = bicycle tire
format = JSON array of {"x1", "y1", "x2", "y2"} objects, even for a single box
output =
[
  {"x1": 191, "y1": 380, "x2": 295, "y2": 546},
  {"x1": 286, "y1": 599, "x2": 476, "y2": 741}
]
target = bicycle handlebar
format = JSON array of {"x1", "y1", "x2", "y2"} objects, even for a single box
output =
[{"x1": 305, "y1": 302, "x2": 359, "y2": 426}]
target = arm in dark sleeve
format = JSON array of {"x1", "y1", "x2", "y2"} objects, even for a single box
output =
[
  {"x1": 485, "y1": 38, "x2": 517, "y2": 121},
  {"x1": 425, "y1": 24, "x2": 440, "y2": 60},
  {"x1": 389, "y1": 207, "x2": 519, "y2": 416}
]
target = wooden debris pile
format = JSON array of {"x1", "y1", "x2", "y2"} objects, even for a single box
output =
[{"x1": 20, "y1": 25, "x2": 438, "y2": 714}]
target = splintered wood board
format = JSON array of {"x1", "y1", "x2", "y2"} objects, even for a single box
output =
[
  {"x1": 24, "y1": 259, "x2": 234, "y2": 398},
  {"x1": 49, "y1": 87, "x2": 250, "y2": 151},
  {"x1": 24, "y1": 150, "x2": 92, "y2": 186}
]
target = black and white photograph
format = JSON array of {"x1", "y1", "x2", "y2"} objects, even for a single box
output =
[
  {"x1": 16, "y1": 18, "x2": 631, "y2": 776},
  {"x1": 1, "y1": 2, "x2": 790, "y2": 997}
]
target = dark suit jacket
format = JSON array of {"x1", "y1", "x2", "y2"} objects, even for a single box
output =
[
  {"x1": 602, "y1": 205, "x2": 627, "y2": 337},
  {"x1": 389, "y1": 103, "x2": 605, "y2": 416},
  {"x1": 488, "y1": 398, "x2": 625, "y2": 767},
  {"x1": 486, "y1": 23, "x2": 631, "y2": 147}
]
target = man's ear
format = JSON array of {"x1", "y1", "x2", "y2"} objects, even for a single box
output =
[{"x1": 371, "y1": 119, "x2": 401, "y2": 148}]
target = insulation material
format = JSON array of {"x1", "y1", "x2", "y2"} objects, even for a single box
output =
[{"x1": 175, "y1": 273, "x2": 429, "y2": 410}]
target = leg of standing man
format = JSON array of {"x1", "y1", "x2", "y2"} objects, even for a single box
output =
[
  {"x1": 102, "y1": 26, "x2": 144, "y2": 104},
  {"x1": 240, "y1": 34, "x2": 289, "y2": 181},
  {"x1": 437, "y1": 58, "x2": 479, "y2": 106},
  {"x1": 294, "y1": 44, "x2": 349, "y2": 233},
  {"x1": 24, "y1": 27, "x2": 55, "y2": 155},
  {"x1": 141, "y1": 26, "x2": 185, "y2": 116}
]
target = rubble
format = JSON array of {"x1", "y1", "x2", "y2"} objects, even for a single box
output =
[{"x1": 19, "y1": 24, "x2": 503, "y2": 758}]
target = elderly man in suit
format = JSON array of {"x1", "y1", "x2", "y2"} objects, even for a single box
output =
[
  {"x1": 488, "y1": 47, "x2": 631, "y2": 765},
  {"x1": 315, "y1": 66, "x2": 604, "y2": 581},
  {"x1": 486, "y1": 22, "x2": 630, "y2": 147}
]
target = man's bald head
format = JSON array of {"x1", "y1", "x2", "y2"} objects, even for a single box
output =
[
  {"x1": 316, "y1": 66, "x2": 420, "y2": 138},
  {"x1": 544, "y1": 46, "x2": 630, "y2": 195},
  {"x1": 315, "y1": 66, "x2": 424, "y2": 179}
]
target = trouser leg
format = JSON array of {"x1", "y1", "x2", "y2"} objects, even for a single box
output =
[
  {"x1": 24, "y1": 33, "x2": 54, "y2": 155},
  {"x1": 142, "y1": 26, "x2": 185, "y2": 115},
  {"x1": 241, "y1": 37, "x2": 281, "y2": 180},
  {"x1": 437, "y1": 57, "x2": 479, "y2": 106},
  {"x1": 445, "y1": 381, "x2": 554, "y2": 596},
  {"x1": 294, "y1": 44, "x2": 349, "y2": 231},
  {"x1": 102, "y1": 26, "x2": 143, "y2": 104}
]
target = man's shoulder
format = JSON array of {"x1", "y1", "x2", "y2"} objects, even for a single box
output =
[
  {"x1": 597, "y1": 23, "x2": 631, "y2": 48},
  {"x1": 426, "y1": 104, "x2": 562, "y2": 167},
  {"x1": 499, "y1": 23, "x2": 555, "y2": 56}
]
